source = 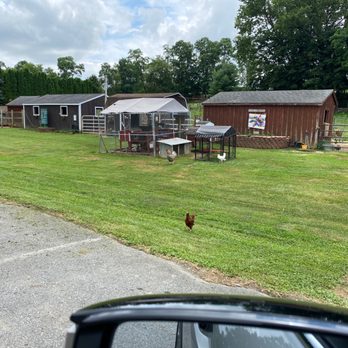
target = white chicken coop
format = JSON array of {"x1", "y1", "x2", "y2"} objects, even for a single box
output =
[{"x1": 100, "y1": 98, "x2": 191, "y2": 156}]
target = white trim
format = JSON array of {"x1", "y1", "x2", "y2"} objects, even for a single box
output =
[
  {"x1": 78, "y1": 104, "x2": 82, "y2": 132},
  {"x1": 23, "y1": 108, "x2": 26, "y2": 129},
  {"x1": 95, "y1": 106, "x2": 104, "y2": 116},
  {"x1": 60, "y1": 105, "x2": 68, "y2": 117},
  {"x1": 33, "y1": 105, "x2": 40, "y2": 116},
  {"x1": 81, "y1": 94, "x2": 105, "y2": 105}
]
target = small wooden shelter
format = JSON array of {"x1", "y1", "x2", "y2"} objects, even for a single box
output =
[
  {"x1": 194, "y1": 125, "x2": 236, "y2": 161},
  {"x1": 157, "y1": 138, "x2": 192, "y2": 157}
]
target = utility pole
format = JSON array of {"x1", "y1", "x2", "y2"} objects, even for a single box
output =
[{"x1": 104, "y1": 75, "x2": 108, "y2": 105}]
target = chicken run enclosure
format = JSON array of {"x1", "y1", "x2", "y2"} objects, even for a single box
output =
[
  {"x1": 99, "y1": 98, "x2": 191, "y2": 156},
  {"x1": 194, "y1": 126, "x2": 237, "y2": 161}
]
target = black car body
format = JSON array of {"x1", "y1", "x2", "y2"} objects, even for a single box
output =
[{"x1": 65, "y1": 294, "x2": 348, "y2": 348}]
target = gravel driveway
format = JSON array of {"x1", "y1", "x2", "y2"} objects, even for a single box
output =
[{"x1": 0, "y1": 203, "x2": 260, "y2": 347}]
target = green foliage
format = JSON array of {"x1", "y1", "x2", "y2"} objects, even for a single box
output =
[
  {"x1": 334, "y1": 112, "x2": 348, "y2": 125},
  {"x1": 98, "y1": 62, "x2": 120, "y2": 95},
  {"x1": 0, "y1": 129, "x2": 347, "y2": 306},
  {"x1": 235, "y1": 0, "x2": 348, "y2": 93},
  {"x1": 116, "y1": 49, "x2": 148, "y2": 93},
  {"x1": 0, "y1": 58, "x2": 101, "y2": 104},
  {"x1": 209, "y1": 63, "x2": 239, "y2": 95},
  {"x1": 57, "y1": 56, "x2": 85, "y2": 79},
  {"x1": 145, "y1": 56, "x2": 174, "y2": 92},
  {"x1": 164, "y1": 40, "x2": 198, "y2": 96},
  {"x1": 162, "y1": 37, "x2": 236, "y2": 96},
  {"x1": 95, "y1": 38, "x2": 236, "y2": 97},
  {"x1": 188, "y1": 102, "x2": 203, "y2": 119}
]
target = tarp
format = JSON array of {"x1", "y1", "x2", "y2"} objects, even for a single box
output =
[
  {"x1": 196, "y1": 126, "x2": 235, "y2": 138},
  {"x1": 101, "y1": 98, "x2": 189, "y2": 115}
]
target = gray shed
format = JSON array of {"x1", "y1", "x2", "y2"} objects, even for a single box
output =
[{"x1": 157, "y1": 137, "x2": 192, "y2": 158}]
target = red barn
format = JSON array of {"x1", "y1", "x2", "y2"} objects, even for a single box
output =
[{"x1": 203, "y1": 90, "x2": 337, "y2": 147}]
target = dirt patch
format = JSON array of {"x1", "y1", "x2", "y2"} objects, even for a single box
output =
[
  {"x1": 176, "y1": 259, "x2": 261, "y2": 289},
  {"x1": 334, "y1": 276, "x2": 348, "y2": 298}
]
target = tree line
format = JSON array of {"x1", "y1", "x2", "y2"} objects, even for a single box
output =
[
  {"x1": 235, "y1": 0, "x2": 348, "y2": 105},
  {"x1": 99, "y1": 37, "x2": 237, "y2": 97},
  {"x1": 0, "y1": 37, "x2": 238, "y2": 105},
  {"x1": 0, "y1": 57, "x2": 100, "y2": 105},
  {"x1": 0, "y1": 0, "x2": 347, "y2": 105}
]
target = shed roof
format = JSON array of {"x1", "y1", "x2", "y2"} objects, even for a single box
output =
[
  {"x1": 203, "y1": 90, "x2": 336, "y2": 106},
  {"x1": 157, "y1": 137, "x2": 192, "y2": 146},
  {"x1": 19, "y1": 94, "x2": 104, "y2": 105},
  {"x1": 7, "y1": 96, "x2": 40, "y2": 106},
  {"x1": 196, "y1": 126, "x2": 235, "y2": 138}
]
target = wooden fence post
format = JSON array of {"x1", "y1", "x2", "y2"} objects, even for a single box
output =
[
  {"x1": 11, "y1": 110, "x2": 14, "y2": 127},
  {"x1": 0, "y1": 110, "x2": 2, "y2": 128}
]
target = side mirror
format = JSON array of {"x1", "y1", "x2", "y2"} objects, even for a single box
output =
[{"x1": 65, "y1": 294, "x2": 348, "y2": 348}]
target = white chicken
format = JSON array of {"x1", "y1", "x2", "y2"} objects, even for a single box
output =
[
  {"x1": 217, "y1": 152, "x2": 226, "y2": 163},
  {"x1": 166, "y1": 148, "x2": 177, "y2": 164}
]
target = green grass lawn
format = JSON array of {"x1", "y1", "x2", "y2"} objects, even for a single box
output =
[
  {"x1": 0, "y1": 129, "x2": 347, "y2": 306},
  {"x1": 334, "y1": 112, "x2": 348, "y2": 125}
]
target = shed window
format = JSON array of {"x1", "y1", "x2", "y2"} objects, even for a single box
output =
[
  {"x1": 33, "y1": 106, "x2": 40, "y2": 116},
  {"x1": 95, "y1": 107, "x2": 103, "y2": 117},
  {"x1": 323, "y1": 110, "x2": 329, "y2": 123},
  {"x1": 60, "y1": 106, "x2": 68, "y2": 117}
]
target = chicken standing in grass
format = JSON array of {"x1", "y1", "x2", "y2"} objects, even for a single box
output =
[
  {"x1": 166, "y1": 148, "x2": 177, "y2": 164},
  {"x1": 185, "y1": 212, "x2": 195, "y2": 231},
  {"x1": 217, "y1": 152, "x2": 226, "y2": 163}
]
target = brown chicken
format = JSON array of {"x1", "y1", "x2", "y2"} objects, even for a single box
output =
[{"x1": 185, "y1": 212, "x2": 195, "y2": 231}]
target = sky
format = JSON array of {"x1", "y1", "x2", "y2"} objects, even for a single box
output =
[{"x1": 0, "y1": 0, "x2": 240, "y2": 77}]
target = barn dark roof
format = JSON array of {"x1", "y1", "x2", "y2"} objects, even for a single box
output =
[
  {"x1": 203, "y1": 90, "x2": 336, "y2": 106},
  {"x1": 7, "y1": 96, "x2": 40, "y2": 106},
  {"x1": 196, "y1": 125, "x2": 235, "y2": 138},
  {"x1": 17, "y1": 94, "x2": 104, "y2": 105}
]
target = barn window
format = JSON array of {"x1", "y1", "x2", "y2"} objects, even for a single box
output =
[
  {"x1": 60, "y1": 106, "x2": 68, "y2": 117},
  {"x1": 323, "y1": 110, "x2": 329, "y2": 123},
  {"x1": 33, "y1": 106, "x2": 40, "y2": 116}
]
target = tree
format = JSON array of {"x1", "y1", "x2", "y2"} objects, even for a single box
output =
[
  {"x1": 235, "y1": 0, "x2": 348, "y2": 92},
  {"x1": 57, "y1": 56, "x2": 85, "y2": 78},
  {"x1": 145, "y1": 56, "x2": 174, "y2": 92},
  {"x1": 164, "y1": 40, "x2": 198, "y2": 96},
  {"x1": 85, "y1": 75, "x2": 102, "y2": 93},
  {"x1": 194, "y1": 37, "x2": 221, "y2": 96},
  {"x1": 117, "y1": 49, "x2": 148, "y2": 93},
  {"x1": 194, "y1": 37, "x2": 235, "y2": 96},
  {"x1": 209, "y1": 63, "x2": 239, "y2": 95},
  {"x1": 44, "y1": 67, "x2": 58, "y2": 78},
  {"x1": 98, "y1": 62, "x2": 121, "y2": 94},
  {"x1": 14, "y1": 61, "x2": 43, "y2": 74}
]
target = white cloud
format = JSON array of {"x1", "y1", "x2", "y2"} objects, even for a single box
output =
[{"x1": 0, "y1": 0, "x2": 240, "y2": 77}]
